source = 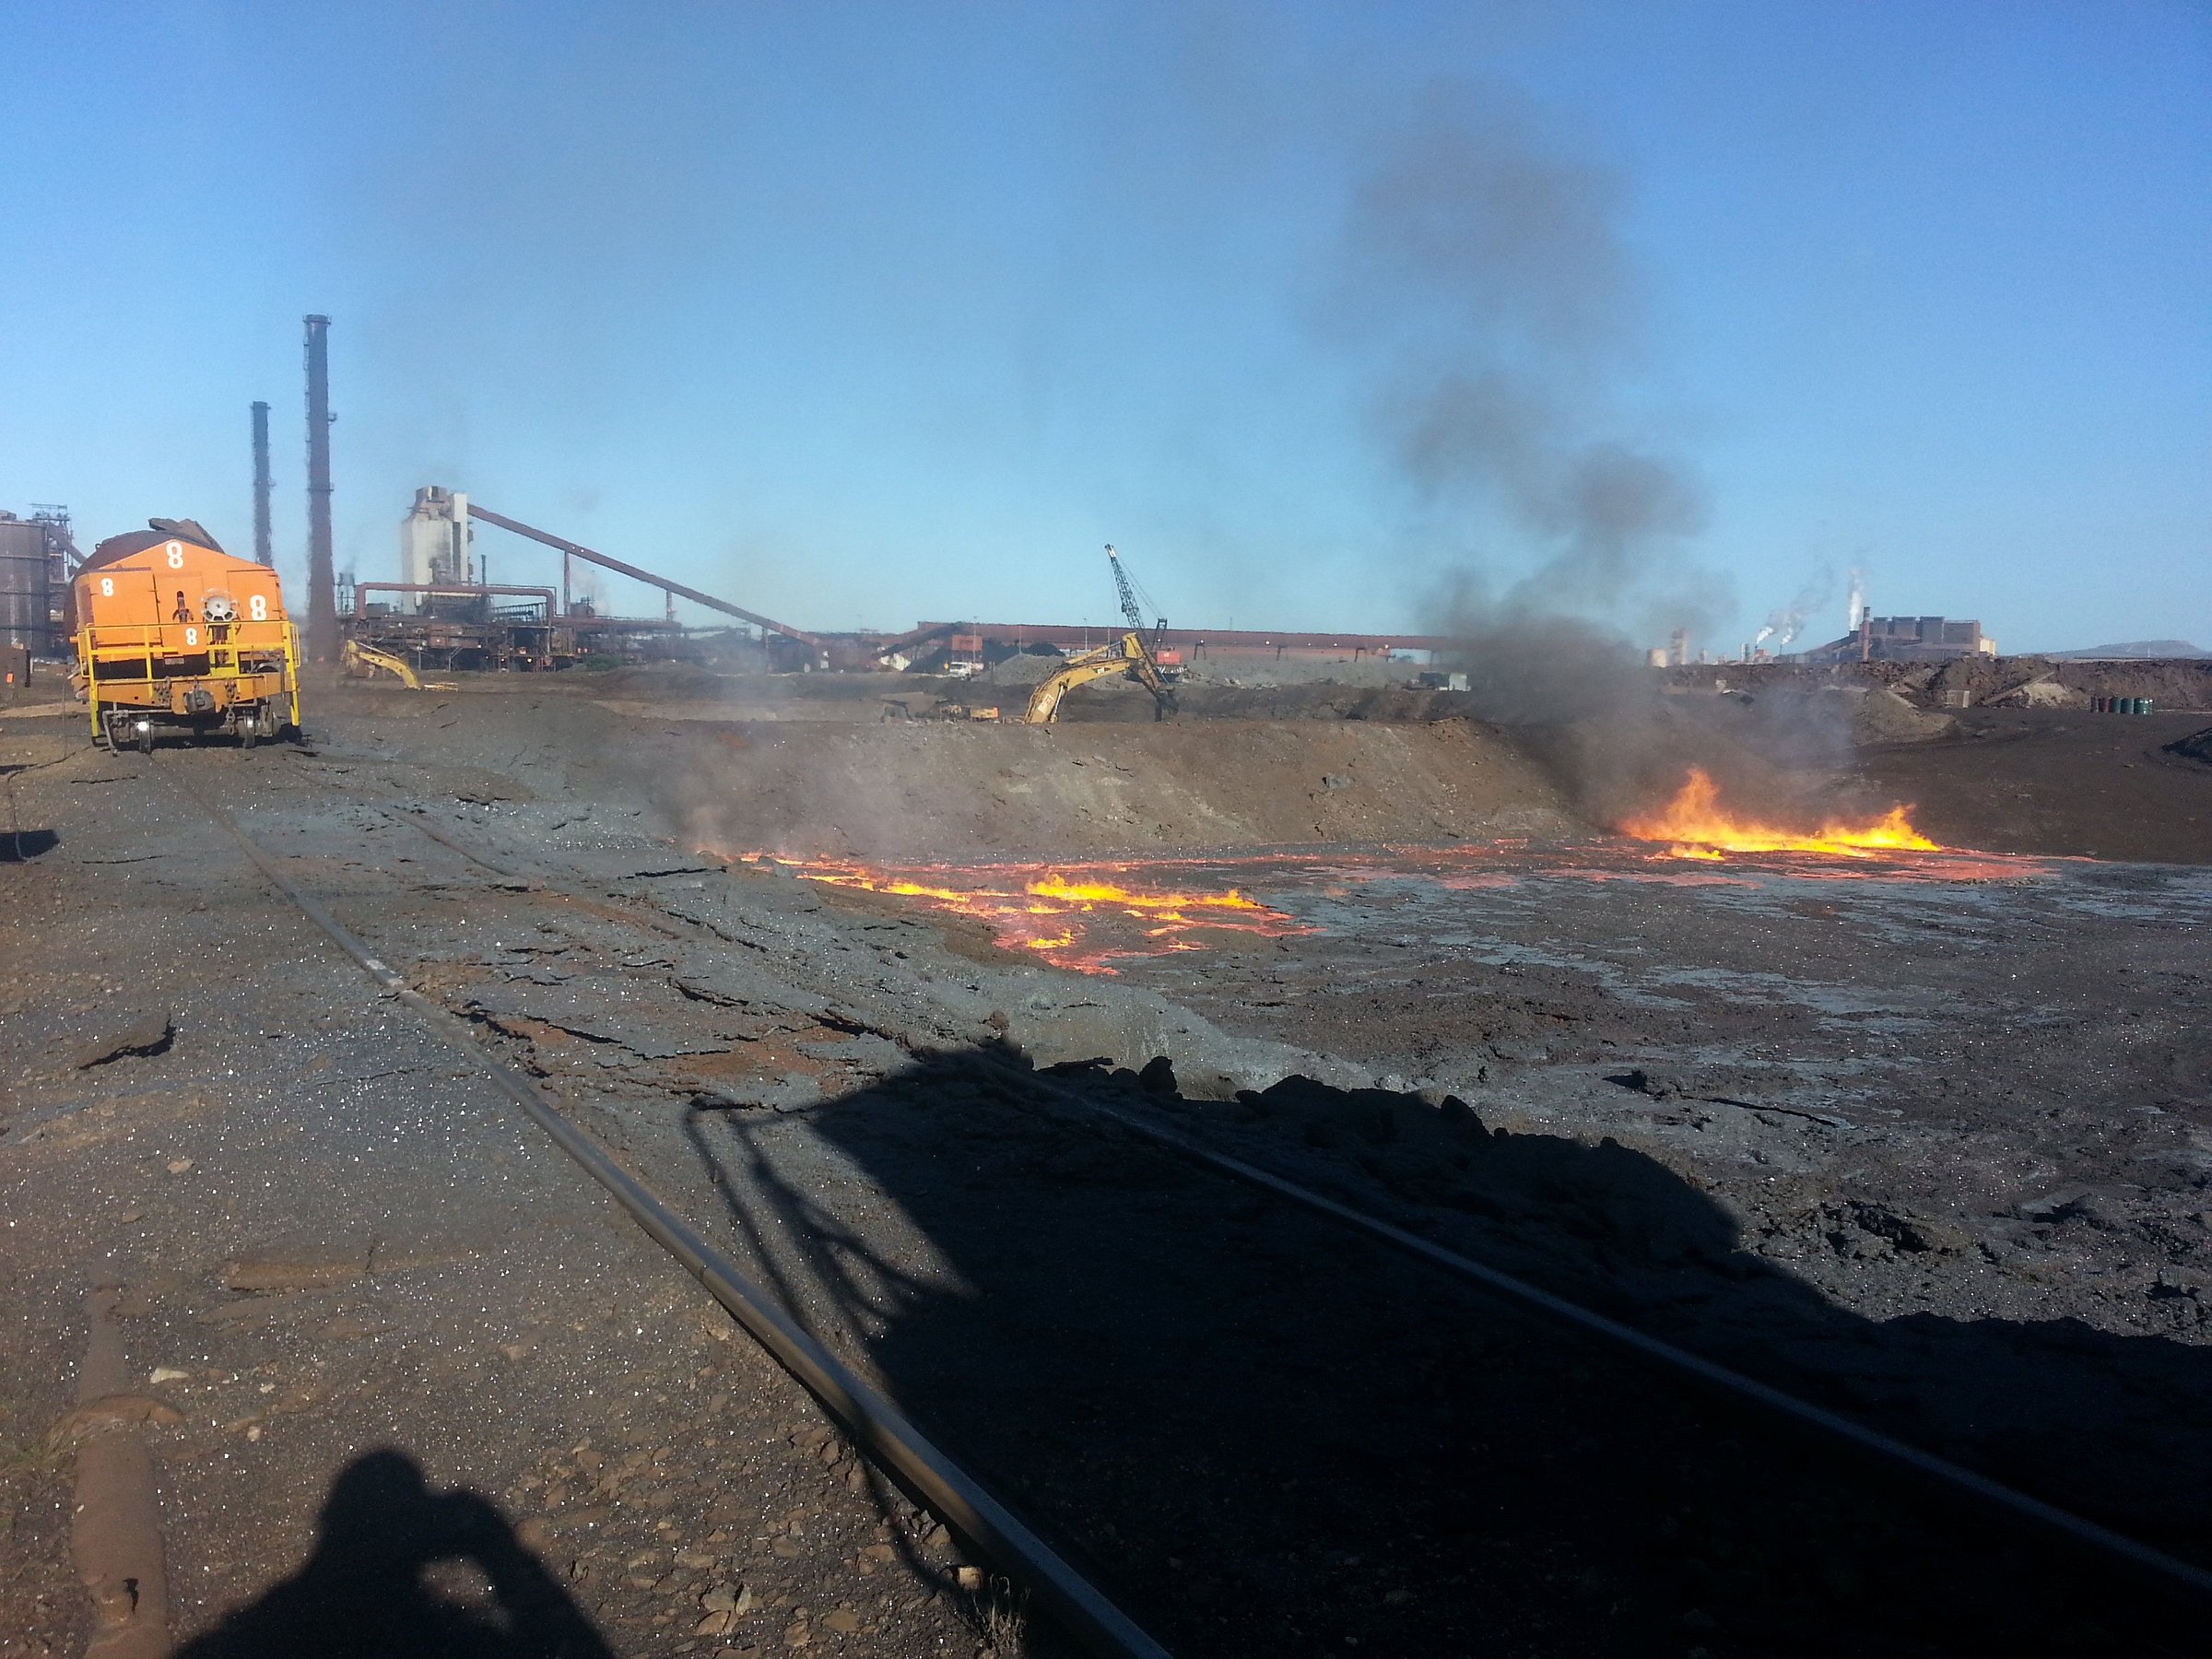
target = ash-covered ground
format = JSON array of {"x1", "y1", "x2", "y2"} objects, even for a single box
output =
[{"x1": 5, "y1": 671, "x2": 2210, "y2": 1657}]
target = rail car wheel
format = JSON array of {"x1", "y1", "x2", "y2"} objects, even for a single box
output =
[
  {"x1": 136, "y1": 726, "x2": 154, "y2": 755},
  {"x1": 241, "y1": 722, "x2": 259, "y2": 751}
]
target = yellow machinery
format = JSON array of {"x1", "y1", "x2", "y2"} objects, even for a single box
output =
[
  {"x1": 75, "y1": 520, "x2": 300, "y2": 751},
  {"x1": 881, "y1": 699, "x2": 1003, "y2": 722},
  {"x1": 344, "y1": 638, "x2": 423, "y2": 688},
  {"x1": 1023, "y1": 632, "x2": 1177, "y2": 724}
]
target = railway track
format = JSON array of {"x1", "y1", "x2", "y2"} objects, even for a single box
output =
[
  {"x1": 161, "y1": 756, "x2": 1175, "y2": 1659},
  {"x1": 160, "y1": 751, "x2": 2212, "y2": 1654}
]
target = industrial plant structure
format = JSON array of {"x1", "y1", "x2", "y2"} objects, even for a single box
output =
[
  {"x1": 877, "y1": 620, "x2": 1452, "y2": 674},
  {"x1": 338, "y1": 488, "x2": 1463, "y2": 680},
  {"x1": 0, "y1": 507, "x2": 78, "y2": 675},
  {"x1": 1794, "y1": 613, "x2": 1995, "y2": 664},
  {"x1": 341, "y1": 490, "x2": 826, "y2": 673}
]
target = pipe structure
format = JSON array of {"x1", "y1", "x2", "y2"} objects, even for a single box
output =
[
  {"x1": 250, "y1": 401, "x2": 273, "y2": 568},
  {"x1": 352, "y1": 582, "x2": 560, "y2": 618},
  {"x1": 303, "y1": 316, "x2": 337, "y2": 663},
  {"x1": 466, "y1": 503, "x2": 819, "y2": 645}
]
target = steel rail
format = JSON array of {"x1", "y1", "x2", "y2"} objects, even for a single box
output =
[
  {"x1": 163, "y1": 766, "x2": 2212, "y2": 1608},
  {"x1": 357, "y1": 808, "x2": 2212, "y2": 1604},
  {"x1": 1041, "y1": 1079, "x2": 2212, "y2": 1603},
  {"x1": 160, "y1": 764, "x2": 1173, "y2": 1659}
]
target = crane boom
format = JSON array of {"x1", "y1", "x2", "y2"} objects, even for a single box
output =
[
  {"x1": 1105, "y1": 544, "x2": 1168, "y2": 659},
  {"x1": 1107, "y1": 545, "x2": 1146, "y2": 637}
]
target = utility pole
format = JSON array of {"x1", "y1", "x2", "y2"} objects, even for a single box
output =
[
  {"x1": 303, "y1": 315, "x2": 337, "y2": 662},
  {"x1": 250, "y1": 400, "x2": 273, "y2": 567}
]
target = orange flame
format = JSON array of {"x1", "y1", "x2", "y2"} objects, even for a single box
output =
[
  {"x1": 743, "y1": 857, "x2": 1302, "y2": 972},
  {"x1": 1620, "y1": 768, "x2": 1943, "y2": 861}
]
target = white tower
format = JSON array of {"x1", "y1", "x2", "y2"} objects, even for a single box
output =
[{"x1": 398, "y1": 487, "x2": 472, "y2": 610}]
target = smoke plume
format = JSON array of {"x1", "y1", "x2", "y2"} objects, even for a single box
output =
[
  {"x1": 1330, "y1": 84, "x2": 1853, "y2": 822},
  {"x1": 1337, "y1": 83, "x2": 1716, "y2": 635},
  {"x1": 1752, "y1": 567, "x2": 1837, "y2": 652}
]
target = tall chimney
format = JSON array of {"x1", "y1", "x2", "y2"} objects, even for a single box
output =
[
  {"x1": 250, "y1": 400, "x2": 273, "y2": 567},
  {"x1": 303, "y1": 315, "x2": 337, "y2": 663}
]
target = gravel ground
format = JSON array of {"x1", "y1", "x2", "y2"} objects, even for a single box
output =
[
  {"x1": 0, "y1": 716, "x2": 1002, "y2": 1659},
  {"x1": 5, "y1": 683, "x2": 2210, "y2": 1657}
]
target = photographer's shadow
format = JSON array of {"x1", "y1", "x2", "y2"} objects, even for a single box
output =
[{"x1": 178, "y1": 1449, "x2": 612, "y2": 1659}]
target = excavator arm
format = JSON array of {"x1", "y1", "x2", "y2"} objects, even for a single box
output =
[
  {"x1": 343, "y1": 638, "x2": 424, "y2": 689},
  {"x1": 1022, "y1": 634, "x2": 1180, "y2": 724}
]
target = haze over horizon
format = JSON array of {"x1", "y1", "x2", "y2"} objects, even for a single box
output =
[{"x1": 2, "y1": 2, "x2": 2205, "y2": 655}]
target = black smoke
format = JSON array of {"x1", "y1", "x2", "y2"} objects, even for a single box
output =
[
  {"x1": 1336, "y1": 83, "x2": 1720, "y2": 637},
  {"x1": 1322, "y1": 85, "x2": 1864, "y2": 824}
]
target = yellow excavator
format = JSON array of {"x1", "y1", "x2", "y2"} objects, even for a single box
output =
[
  {"x1": 1024, "y1": 631, "x2": 1177, "y2": 724},
  {"x1": 344, "y1": 639, "x2": 421, "y2": 688},
  {"x1": 343, "y1": 639, "x2": 455, "y2": 690},
  {"x1": 1023, "y1": 545, "x2": 1181, "y2": 724}
]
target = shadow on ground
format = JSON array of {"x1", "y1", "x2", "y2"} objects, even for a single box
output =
[
  {"x1": 176, "y1": 1449, "x2": 612, "y2": 1659},
  {"x1": 681, "y1": 1046, "x2": 2210, "y2": 1659},
  {"x1": 2, "y1": 828, "x2": 56, "y2": 861}
]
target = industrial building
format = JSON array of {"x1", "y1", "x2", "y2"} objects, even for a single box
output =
[
  {"x1": 341, "y1": 490, "x2": 822, "y2": 673},
  {"x1": 343, "y1": 485, "x2": 1464, "y2": 680},
  {"x1": 1792, "y1": 613, "x2": 1995, "y2": 664},
  {"x1": 397, "y1": 486, "x2": 476, "y2": 601},
  {"x1": 873, "y1": 620, "x2": 1453, "y2": 674},
  {"x1": 0, "y1": 507, "x2": 78, "y2": 678}
]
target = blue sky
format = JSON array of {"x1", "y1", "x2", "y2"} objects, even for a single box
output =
[{"x1": 2, "y1": 1, "x2": 2205, "y2": 651}]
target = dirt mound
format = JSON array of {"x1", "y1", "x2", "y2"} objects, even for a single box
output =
[
  {"x1": 1689, "y1": 658, "x2": 2212, "y2": 713},
  {"x1": 2053, "y1": 657, "x2": 2212, "y2": 710},
  {"x1": 1841, "y1": 685, "x2": 1957, "y2": 743},
  {"x1": 653, "y1": 717, "x2": 1576, "y2": 860},
  {"x1": 1058, "y1": 677, "x2": 1468, "y2": 723},
  {"x1": 1177, "y1": 657, "x2": 1411, "y2": 689},
  {"x1": 585, "y1": 663, "x2": 735, "y2": 699},
  {"x1": 1855, "y1": 709, "x2": 2212, "y2": 863},
  {"x1": 312, "y1": 677, "x2": 2212, "y2": 866},
  {"x1": 1907, "y1": 655, "x2": 2212, "y2": 712},
  {"x1": 2167, "y1": 727, "x2": 2212, "y2": 766},
  {"x1": 973, "y1": 653, "x2": 1066, "y2": 688},
  {"x1": 1985, "y1": 677, "x2": 2084, "y2": 709}
]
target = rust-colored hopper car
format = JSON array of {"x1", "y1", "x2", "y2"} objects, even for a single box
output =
[{"x1": 73, "y1": 517, "x2": 300, "y2": 752}]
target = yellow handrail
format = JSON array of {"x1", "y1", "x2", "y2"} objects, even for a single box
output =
[{"x1": 77, "y1": 619, "x2": 302, "y2": 738}]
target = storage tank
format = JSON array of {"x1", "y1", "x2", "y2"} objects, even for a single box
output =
[{"x1": 0, "y1": 516, "x2": 50, "y2": 653}]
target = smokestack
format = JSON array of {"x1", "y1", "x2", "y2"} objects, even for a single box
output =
[
  {"x1": 303, "y1": 314, "x2": 337, "y2": 663},
  {"x1": 250, "y1": 400, "x2": 273, "y2": 567}
]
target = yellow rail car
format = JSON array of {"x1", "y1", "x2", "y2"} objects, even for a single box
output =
[{"x1": 73, "y1": 518, "x2": 301, "y2": 753}]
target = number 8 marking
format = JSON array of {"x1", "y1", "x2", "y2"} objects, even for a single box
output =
[
  {"x1": 99, "y1": 577, "x2": 114, "y2": 597},
  {"x1": 249, "y1": 594, "x2": 267, "y2": 619},
  {"x1": 185, "y1": 627, "x2": 199, "y2": 646},
  {"x1": 166, "y1": 542, "x2": 184, "y2": 569}
]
